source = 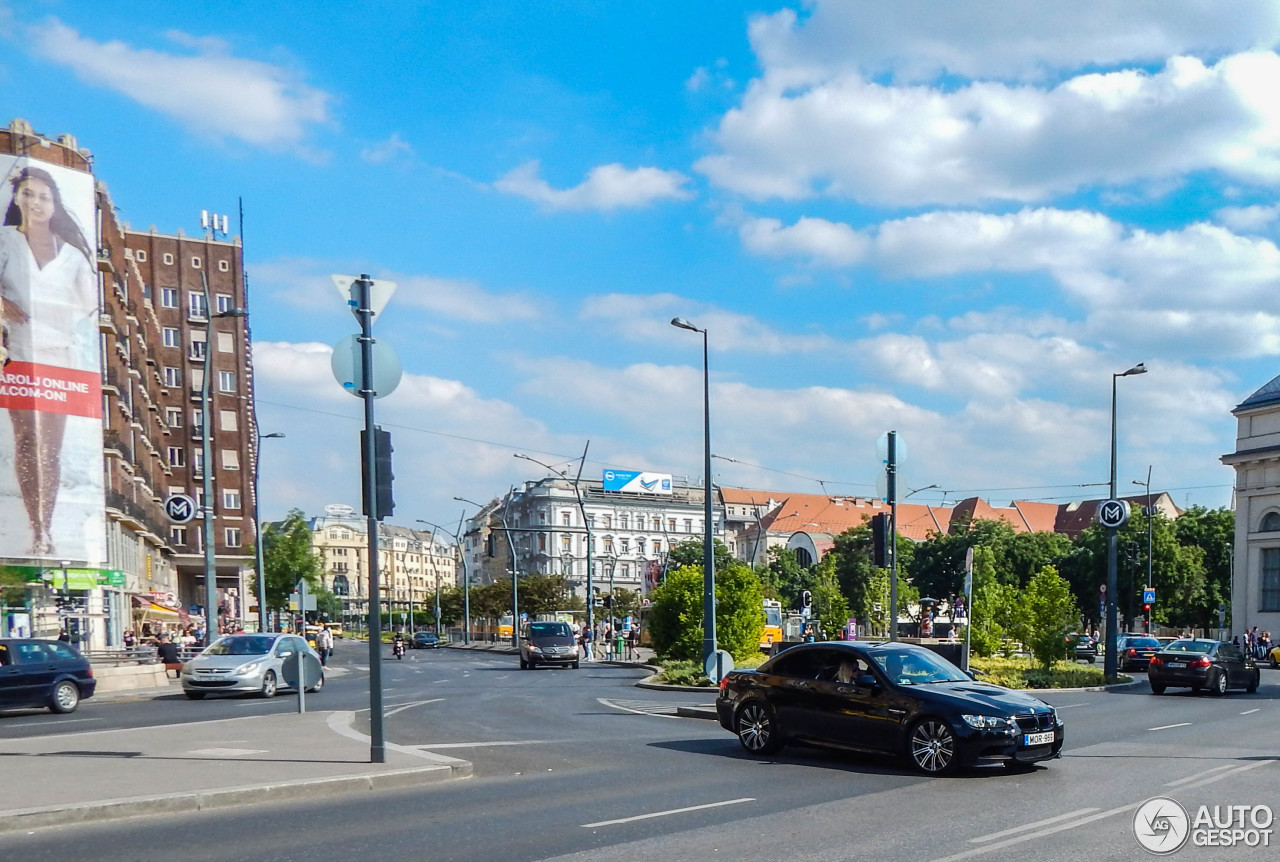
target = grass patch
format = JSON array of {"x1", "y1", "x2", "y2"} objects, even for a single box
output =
[{"x1": 970, "y1": 655, "x2": 1124, "y2": 689}]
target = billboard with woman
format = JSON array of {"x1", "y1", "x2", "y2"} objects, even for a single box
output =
[{"x1": 0, "y1": 157, "x2": 104, "y2": 566}]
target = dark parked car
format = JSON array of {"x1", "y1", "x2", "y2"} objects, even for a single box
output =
[
  {"x1": 0, "y1": 638, "x2": 97, "y2": 714},
  {"x1": 716, "y1": 642, "x2": 1063, "y2": 775},
  {"x1": 1148, "y1": 639, "x2": 1260, "y2": 696},
  {"x1": 1069, "y1": 634, "x2": 1097, "y2": 663},
  {"x1": 520, "y1": 621, "x2": 579, "y2": 669},
  {"x1": 411, "y1": 631, "x2": 439, "y2": 649},
  {"x1": 1116, "y1": 635, "x2": 1162, "y2": 671}
]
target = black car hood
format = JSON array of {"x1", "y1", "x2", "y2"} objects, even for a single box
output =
[{"x1": 912, "y1": 681, "x2": 1049, "y2": 713}]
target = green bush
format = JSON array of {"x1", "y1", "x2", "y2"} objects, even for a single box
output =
[
  {"x1": 970, "y1": 656, "x2": 1117, "y2": 689},
  {"x1": 657, "y1": 659, "x2": 713, "y2": 687}
]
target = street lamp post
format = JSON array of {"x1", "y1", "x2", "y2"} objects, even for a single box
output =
[
  {"x1": 1105, "y1": 362, "x2": 1147, "y2": 680},
  {"x1": 456, "y1": 494, "x2": 519, "y2": 647},
  {"x1": 419, "y1": 515, "x2": 470, "y2": 643},
  {"x1": 514, "y1": 444, "x2": 594, "y2": 634},
  {"x1": 671, "y1": 317, "x2": 717, "y2": 672},
  {"x1": 253, "y1": 432, "x2": 284, "y2": 633}
]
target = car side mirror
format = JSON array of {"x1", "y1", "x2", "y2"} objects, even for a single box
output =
[{"x1": 855, "y1": 673, "x2": 878, "y2": 689}]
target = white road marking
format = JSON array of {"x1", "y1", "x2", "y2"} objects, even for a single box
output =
[
  {"x1": 931, "y1": 804, "x2": 1135, "y2": 862},
  {"x1": 1241, "y1": 708, "x2": 1260, "y2": 715},
  {"x1": 385, "y1": 698, "x2": 444, "y2": 717},
  {"x1": 969, "y1": 809, "x2": 1101, "y2": 843},
  {"x1": 1148, "y1": 722, "x2": 1191, "y2": 731},
  {"x1": 1174, "y1": 759, "x2": 1273, "y2": 791},
  {"x1": 1052, "y1": 702, "x2": 1089, "y2": 709},
  {"x1": 2, "y1": 717, "x2": 102, "y2": 728},
  {"x1": 413, "y1": 740, "x2": 552, "y2": 749},
  {"x1": 1164, "y1": 764, "x2": 1236, "y2": 787},
  {"x1": 582, "y1": 797, "x2": 755, "y2": 828},
  {"x1": 187, "y1": 747, "x2": 268, "y2": 757}
]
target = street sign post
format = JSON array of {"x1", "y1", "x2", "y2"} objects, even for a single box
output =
[
  {"x1": 1097, "y1": 500, "x2": 1130, "y2": 529},
  {"x1": 163, "y1": 494, "x2": 197, "y2": 524},
  {"x1": 1143, "y1": 588, "x2": 1156, "y2": 605}
]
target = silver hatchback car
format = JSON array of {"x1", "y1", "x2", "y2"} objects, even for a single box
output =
[{"x1": 182, "y1": 633, "x2": 324, "y2": 700}]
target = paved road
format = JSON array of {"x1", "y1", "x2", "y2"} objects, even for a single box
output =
[{"x1": 1, "y1": 644, "x2": 1275, "y2": 861}]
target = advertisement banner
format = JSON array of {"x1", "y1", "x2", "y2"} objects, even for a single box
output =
[
  {"x1": 602, "y1": 469, "x2": 673, "y2": 495},
  {"x1": 0, "y1": 156, "x2": 104, "y2": 566}
]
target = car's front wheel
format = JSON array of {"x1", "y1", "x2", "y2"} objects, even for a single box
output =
[
  {"x1": 260, "y1": 670, "x2": 278, "y2": 698},
  {"x1": 908, "y1": 718, "x2": 959, "y2": 775},
  {"x1": 49, "y1": 680, "x2": 80, "y2": 714},
  {"x1": 185, "y1": 691, "x2": 207, "y2": 700},
  {"x1": 735, "y1": 700, "x2": 783, "y2": 755},
  {"x1": 1246, "y1": 672, "x2": 1259, "y2": 694}
]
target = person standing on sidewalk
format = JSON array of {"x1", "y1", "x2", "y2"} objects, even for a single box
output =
[
  {"x1": 579, "y1": 625, "x2": 592, "y2": 661},
  {"x1": 316, "y1": 624, "x2": 334, "y2": 666}
]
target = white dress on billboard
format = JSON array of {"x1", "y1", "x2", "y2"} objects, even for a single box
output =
[{"x1": 0, "y1": 225, "x2": 97, "y2": 370}]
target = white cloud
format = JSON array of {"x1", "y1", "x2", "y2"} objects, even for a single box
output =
[
  {"x1": 29, "y1": 20, "x2": 330, "y2": 148},
  {"x1": 1215, "y1": 204, "x2": 1280, "y2": 232},
  {"x1": 698, "y1": 52, "x2": 1280, "y2": 206},
  {"x1": 494, "y1": 160, "x2": 694, "y2": 212},
  {"x1": 749, "y1": 2, "x2": 1280, "y2": 84},
  {"x1": 737, "y1": 214, "x2": 869, "y2": 267},
  {"x1": 391, "y1": 274, "x2": 541, "y2": 324},
  {"x1": 360, "y1": 133, "x2": 414, "y2": 164}
]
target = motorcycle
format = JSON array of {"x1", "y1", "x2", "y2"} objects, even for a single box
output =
[{"x1": 393, "y1": 637, "x2": 405, "y2": 660}]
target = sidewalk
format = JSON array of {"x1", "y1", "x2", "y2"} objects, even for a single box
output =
[{"x1": 0, "y1": 708, "x2": 470, "y2": 834}]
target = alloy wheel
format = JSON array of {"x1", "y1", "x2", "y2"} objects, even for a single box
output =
[
  {"x1": 1211, "y1": 670, "x2": 1227, "y2": 696},
  {"x1": 909, "y1": 719, "x2": 958, "y2": 774},
  {"x1": 736, "y1": 701, "x2": 781, "y2": 755},
  {"x1": 51, "y1": 681, "x2": 80, "y2": 713}
]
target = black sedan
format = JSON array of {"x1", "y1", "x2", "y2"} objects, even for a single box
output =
[
  {"x1": 0, "y1": 638, "x2": 97, "y2": 714},
  {"x1": 716, "y1": 642, "x2": 1063, "y2": 775},
  {"x1": 1069, "y1": 634, "x2": 1097, "y2": 663},
  {"x1": 411, "y1": 631, "x2": 440, "y2": 649},
  {"x1": 1147, "y1": 639, "x2": 1260, "y2": 695},
  {"x1": 1116, "y1": 635, "x2": 1162, "y2": 671}
]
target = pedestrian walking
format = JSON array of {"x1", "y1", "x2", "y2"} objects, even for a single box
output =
[
  {"x1": 627, "y1": 626, "x2": 639, "y2": 660},
  {"x1": 579, "y1": 625, "x2": 592, "y2": 661},
  {"x1": 316, "y1": 624, "x2": 334, "y2": 666}
]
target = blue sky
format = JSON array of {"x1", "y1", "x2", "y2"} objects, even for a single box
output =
[{"x1": 7, "y1": 1, "x2": 1280, "y2": 526}]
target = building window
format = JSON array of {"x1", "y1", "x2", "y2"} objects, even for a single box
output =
[
  {"x1": 668, "y1": 518, "x2": 676, "y2": 532},
  {"x1": 684, "y1": 519, "x2": 693, "y2": 533},
  {"x1": 216, "y1": 293, "x2": 234, "y2": 314},
  {"x1": 192, "y1": 449, "x2": 204, "y2": 475},
  {"x1": 165, "y1": 407, "x2": 182, "y2": 428},
  {"x1": 163, "y1": 366, "x2": 182, "y2": 387},
  {"x1": 191, "y1": 256, "x2": 202, "y2": 269},
  {"x1": 653, "y1": 517, "x2": 661, "y2": 530},
  {"x1": 604, "y1": 515, "x2": 613, "y2": 529},
  {"x1": 167, "y1": 447, "x2": 185, "y2": 467},
  {"x1": 189, "y1": 292, "x2": 208, "y2": 319},
  {"x1": 217, "y1": 331, "x2": 234, "y2": 353},
  {"x1": 162, "y1": 327, "x2": 180, "y2": 348},
  {"x1": 161, "y1": 287, "x2": 178, "y2": 308},
  {"x1": 218, "y1": 259, "x2": 230, "y2": 273},
  {"x1": 219, "y1": 370, "x2": 236, "y2": 393},
  {"x1": 135, "y1": 249, "x2": 148, "y2": 262},
  {"x1": 225, "y1": 527, "x2": 241, "y2": 547},
  {"x1": 1262, "y1": 548, "x2": 1280, "y2": 612},
  {"x1": 1261, "y1": 512, "x2": 1280, "y2": 533},
  {"x1": 222, "y1": 450, "x2": 240, "y2": 470},
  {"x1": 219, "y1": 410, "x2": 237, "y2": 431},
  {"x1": 223, "y1": 490, "x2": 241, "y2": 510},
  {"x1": 620, "y1": 515, "x2": 629, "y2": 529},
  {"x1": 163, "y1": 252, "x2": 174, "y2": 266},
  {"x1": 562, "y1": 511, "x2": 571, "y2": 526},
  {"x1": 189, "y1": 338, "x2": 207, "y2": 361},
  {"x1": 171, "y1": 526, "x2": 187, "y2": 545},
  {"x1": 637, "y1": 538, "x2": 646, "y2": 556},
  {"x1": 620, "y1": 538, "x2": 630, "y2": 554}
]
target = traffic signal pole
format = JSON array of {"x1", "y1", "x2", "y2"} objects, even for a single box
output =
[{"x1": 356, "y1": 275, "x2": 386, "y2": 764}]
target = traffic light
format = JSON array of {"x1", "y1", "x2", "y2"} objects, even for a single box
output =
[
  {"x1": 361, "y1": 426, "x2": 394, "y2": 520},
  {"x1": 604, "y1": 594, "x2": 613, "y2": 609},
  {"x1": 801, "y1": 590, "x2": 812, "y2": 609},
  {"x1": 870, "y1": 513, "x2": 890, "y2": 567}
]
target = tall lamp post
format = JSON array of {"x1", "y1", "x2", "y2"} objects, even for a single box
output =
[
  {"x1": 456, "y1": 494, "x2": 520, "y2": 647},
  {"x1": 199, "y1": 272, "x2": 245, "y2": 647},
  {"x1": 671, "y1": 317, "x2": 717, "y2": 671},
  {"x1": 1105, "y1": 362, "x2": 1147, "y2": 680},
  {"x1": 1134, "y1": 467, "x2": 1154, "y2": 633},
  {"x1": 514, "y1": 445, "x2": 594, "y2": 634},
  {"x1": 416, "y1": 519, "x2": 453, "y2": 638},
  {"x1": 253, "y1": 432, "x2": 284, "y2": 633}
]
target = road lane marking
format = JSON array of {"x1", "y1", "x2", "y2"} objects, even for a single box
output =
[
  {"x1": 1241, "y1": 708, "x2": 1260, "y2": 715},
  {"x1": 385, "y1": 698, "x2": 445, "y2": 717},
  {"x1": 1164, "y1": 764, "x2": 1236, "y2": 787},
  {"x1": 412, "y1": 740, "x2": 552, "y2": 749},
  {"x1": 969, "y1": 809, "x2": 1100, "y2": 843},
  {"x1": 582, "y1": 798, "x2": 755, "y2": 828},
  {"x1": 931, "y1": 804, "x2": 1135, "y2": 862},
  {"x1": 1174, "y1": 759, "x2": 1274, "y2": 791},
  {"x1": 1052, "y1": 703, "x2": 1089, "y2": 709},
  {"x1": 598, "y1": 697, "x2": 686, "y2": 719},
  {"x1": 2, "y1": 717, "x2": 103, "y2": 729},
  {"x1": 1148, "y1": 722, "x2": 1191, "y2": 731}
]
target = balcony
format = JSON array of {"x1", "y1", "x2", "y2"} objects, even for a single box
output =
[{"x1": 98, "y1": 313, "x2": 116, "y2": 334}]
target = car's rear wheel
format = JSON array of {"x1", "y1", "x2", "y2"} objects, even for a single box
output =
[
  {"x1": 185, "y1": 691, "x2": 207, "y2": 700},
  {"x1": 49, "y1": 680, "x2": 80, "y2": 714},
  {"x1": 1150, "y1": 682, "x2": 1166, "y2": 695},
  {"x1": 908, "y1": 718, "x2": 959, "y2": 775},
  {"x1": 260, "y1": 670, "x2": 278, "y2": 698},
  {"x1": 1270, "y1": 655, "x2": 1278, "y2": 669},
  {"x1": 307, "y1": 674, "x2": 324, "y2": 694},
  {"x1": 735, "y1": 700, "x2": 783, "y2": 755},
  {"x1": 1209, "y1": 669, "x2": 1228, "y2": 696}
]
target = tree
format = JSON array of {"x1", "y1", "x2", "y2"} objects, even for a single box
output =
[
  {"x1": 1012, "y1": 566, "x2": 1079, "y2": 669},
  {"x1": 666, "y1": 538, "x2": 734, "y2": 572},
  {"x1": 1173, "y1": 506, "x2": 1235, "y2": 628},
  {"x1": 810, "y1": 555, "x2": 850, "y2": 639},
  {"x1": 262, "y1": 510, "x2": 324, "y2": 614},
  {"x1": 968, "y1": 547, "x2": 1018, "y2": 657},
  {"x1": 760, "y1": 546, "x2": 809, "y2": 607},
  {"x1": 648, "y1": 561, "x2": 763, "y2": 663}
]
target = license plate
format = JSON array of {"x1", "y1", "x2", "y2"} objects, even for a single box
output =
[
  {"x1": 1167, "y1": 662, "x2": 1184, "y2": 669},
  {"x1": 1023, "y1": 731, "x2": 1054, "y2": 746}
]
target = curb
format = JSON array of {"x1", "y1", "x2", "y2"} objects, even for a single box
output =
[{"x1": 0, "y1": 763, "x2": 464, "y2": 835}]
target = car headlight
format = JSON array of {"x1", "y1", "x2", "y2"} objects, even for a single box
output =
[
  {"x1": 961, "y1": 714, "x2": 1012, "y2": 730},
  {"x1": 528, "y1": 646, "x2": 543, "y2": 653},
  {"x1": 233, "y1": 660, "x2": 265, "y2": 676},
  {"x1": 1050, "y1": 708, "x2": 1061, "y2": 726}
]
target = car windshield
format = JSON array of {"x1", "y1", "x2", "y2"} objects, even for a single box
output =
[
  {"x1": 529, "y1": 622, "x2": 571, "y2": 638},
  {"x1": 1126, "y1": 637, "x2": 1161, "y2": 648},
  {"x1": 871, "y1": 649, "x2": 969, "y2": 685},
  {"x1": 1161, "y1": 640, "x2": 1214, "y2": 654},
  {"x1": 202, "y1": 636, "x2": 274, "y2": 656}
]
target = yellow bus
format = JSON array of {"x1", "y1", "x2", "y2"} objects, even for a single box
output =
[
  {"x1": 761, "y1": 599, "x2": 784, "y2": 649},
  {"x1": 497, "y1": 613, "x2": 514, "y2": 640}
]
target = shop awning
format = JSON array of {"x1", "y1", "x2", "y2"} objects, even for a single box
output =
[{"x1": 130, "y1": 596, "x2": 185, "y2": 622}]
